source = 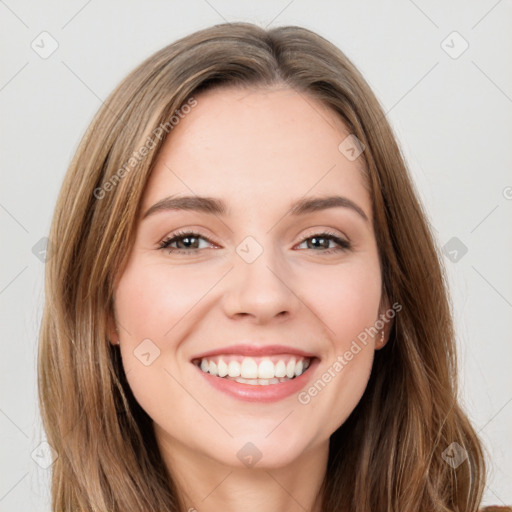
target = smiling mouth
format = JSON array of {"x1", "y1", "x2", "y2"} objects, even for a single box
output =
[{"x1": 192, "y1": 354, "x2": 313, "y2": 385}]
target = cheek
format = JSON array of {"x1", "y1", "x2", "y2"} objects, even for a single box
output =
[
  {"x1": 114, "y1": 259, "x2": 226, "y2": 405},
  {"x1": 298, "y1": 258, "x2": 382, "y2": 345},
  {"x1": 115, "y1": 260, "x2": 219, "y2": 343},
  {"x1": 114, "y1": 261, "x2": 211, "y2": 427},
  {"x1": 293, "y1": 259, "x2": 381, "y2": 430}
]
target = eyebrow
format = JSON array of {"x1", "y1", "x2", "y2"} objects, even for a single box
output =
[{"x1": 142, "y1": 194, "x2": 368, "y2": 222}]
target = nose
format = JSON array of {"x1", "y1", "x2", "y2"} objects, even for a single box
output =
[{"x1": 221, "y1": 243, "x2": 300, "y2": 324}]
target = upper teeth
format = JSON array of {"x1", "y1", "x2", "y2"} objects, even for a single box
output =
[{"x1": 197, "y1": 356, "x2": 310, "y2": 380}]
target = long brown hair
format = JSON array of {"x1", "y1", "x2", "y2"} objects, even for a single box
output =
[{"x1": 38, "y1": 22, "x2": 486, "y2": 511}]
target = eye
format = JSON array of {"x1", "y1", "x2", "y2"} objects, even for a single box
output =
[
  {"x1": 296, "y1": 231, "x2": 351, "y2": 254},
  {"x1": 159, "y1": 230, "x2": 217, "y2": 254},
  {"x1": 158, "y1": 230, "x2": 351, "y2": 256}
]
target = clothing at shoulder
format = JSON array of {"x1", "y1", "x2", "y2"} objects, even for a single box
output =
[{"x1": 480, "y1": 507, "x2": 512, "y2": 511}]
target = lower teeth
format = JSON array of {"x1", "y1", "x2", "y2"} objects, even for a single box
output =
[{"x1": 222, "y1": 375, "x2": 294, "y2": 385}]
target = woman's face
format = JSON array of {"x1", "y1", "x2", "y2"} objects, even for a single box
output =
[{"x1": 113, "y1": 86, "x2": 387, "y2": 471}]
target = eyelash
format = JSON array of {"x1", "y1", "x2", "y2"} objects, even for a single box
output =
[{"x1": 158, "y1": 230, "x2": 351, "y2": 255}]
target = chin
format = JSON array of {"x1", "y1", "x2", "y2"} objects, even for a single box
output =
[{"x1": 208, "y1": 434, "x2": 315, "y2": 470}]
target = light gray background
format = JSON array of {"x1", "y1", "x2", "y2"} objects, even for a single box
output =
[{"x1": 1, "y1": 1, "x2": 511, "y2": 510}]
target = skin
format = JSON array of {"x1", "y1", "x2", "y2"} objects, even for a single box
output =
[{"x1": 111, "y1": 85, "x2": 390, "y2": 512}]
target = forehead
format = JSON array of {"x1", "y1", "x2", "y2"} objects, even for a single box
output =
[{"x1": 142, "y1": 86, "x2": 370, "y2": 218}]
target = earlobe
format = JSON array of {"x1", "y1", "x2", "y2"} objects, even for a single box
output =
[
  {"x1": 108, "y1": 332, "x2": 120, "y2": 346},
  {"x1": 376, "y1": 328, "x2": 386, "y2": 349},
  {"x1": 106, "y1": 313, "x2": 120, "y2": 346},
  {"x1": 376, "y1": 294, "x2": 393, "y2": 350},
  {"x1": 105, "y1": 296, "x2": 123, "y2": 346}
]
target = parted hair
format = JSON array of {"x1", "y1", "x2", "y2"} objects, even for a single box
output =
[{"x1": 38, "y1": 22, "x2": 486, "y2": 511}]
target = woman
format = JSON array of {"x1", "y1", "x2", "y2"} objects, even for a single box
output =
[{"x1": 38, "y1": 22, "x2": 502, "y2": 511}]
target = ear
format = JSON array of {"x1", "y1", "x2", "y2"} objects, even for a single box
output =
[
  {"x1": 106, "y1": 305, "x2": 120, "y2": 346},
  {"x1": 376, "y1": 293, "x2": 393, "y2": 350}
]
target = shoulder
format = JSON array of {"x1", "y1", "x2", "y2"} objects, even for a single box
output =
[{"x1": 480, "y1": 507, "x2": 512, "y2": 511}]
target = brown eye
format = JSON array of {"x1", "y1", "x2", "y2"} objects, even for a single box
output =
[{"x1": 159, "y1": 231, "x2": 215, "y2": 253}]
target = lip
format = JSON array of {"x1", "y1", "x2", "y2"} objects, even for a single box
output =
[
  {"x1": 191, "y1": 344, "x2": 318, "y2": 361},
  {"x1": 193, "y1": 356, "x2": 320, "y2": 403}
]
